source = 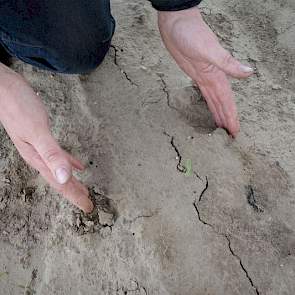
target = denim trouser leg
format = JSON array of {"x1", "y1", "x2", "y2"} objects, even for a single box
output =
[{"x1": 0, "y1": 0, "x2": 115, "y2": 74}]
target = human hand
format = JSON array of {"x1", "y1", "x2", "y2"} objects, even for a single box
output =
[
  {"x1": 0, "y1": 63, "x2": 93, "y2": 213},
  {"x1": 158, "y1": 7, "x2": 253, "y2": 136}
]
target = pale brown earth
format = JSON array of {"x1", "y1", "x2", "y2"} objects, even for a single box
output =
[{"x1": 0, "y1": 0, "x2": 295, "y2": 294}]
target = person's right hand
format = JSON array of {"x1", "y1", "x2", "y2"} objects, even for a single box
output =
[{"x1": 0, "y1": 63, "x2": 93, "y2": 213}]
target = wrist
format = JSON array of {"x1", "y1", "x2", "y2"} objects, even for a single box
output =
[
  {"x1": 158, "y1": 6, "x2": 201, "y2": 23},
  {"x1": 158, "y1": 6, "x2": 202, "y2": 36}
]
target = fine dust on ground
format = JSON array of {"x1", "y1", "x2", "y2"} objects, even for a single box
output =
[{"x1": 1, "y1": 0, "x2": 295, "y2": 294}]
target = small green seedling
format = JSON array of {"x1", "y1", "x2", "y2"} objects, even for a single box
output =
[
  {"x1": 184, "y1": 159, "x2": 192, "y2": 177},
  {"x1": 0, "y1": 271, "x2": 8, "y2": 279}
]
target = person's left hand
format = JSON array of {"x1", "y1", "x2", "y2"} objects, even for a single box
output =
[{"x1": 158, "y1": 7, "x2": 254, "y2": 137}]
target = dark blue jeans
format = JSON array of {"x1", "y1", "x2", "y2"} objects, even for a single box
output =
[{"x1": 0, "y1": 0, "x2": 115, "y2": 73}]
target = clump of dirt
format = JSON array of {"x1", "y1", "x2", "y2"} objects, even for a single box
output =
[{"x1": 70, "y1": 187, "x2": 118, "y2": 235}]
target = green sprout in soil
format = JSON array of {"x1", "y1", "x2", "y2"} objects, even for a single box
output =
[
  {"x1": 0, "y1": 271, "x2": 8, "y2": 279},
  {"x1": 184, "y1": 159, "x2": 192, "y2": 177}
]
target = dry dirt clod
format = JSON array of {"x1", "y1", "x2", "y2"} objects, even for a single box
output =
[
  {"x1": 98, "y1": 211, "x2": 114, "y2": 227},
  {"x1": 76, "y1": 216, "x2": 82, "y2": 228},
  {"x1": 70, "y1": 188, "x2": 117, "y2": 235},
  {"x1": 84, "y1": 220, "x2": 94, "y2": 227},
  {"x1": 272, "y1": 84, "x2": 282, "y2": 90}
]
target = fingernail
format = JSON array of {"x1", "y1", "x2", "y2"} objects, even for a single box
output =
[
  {"x1": 240, "y1": 65, "x2": 253, "y2": 73},
  {"x1": 55, "y1": 167, "x2": 70, "y2": 184}
]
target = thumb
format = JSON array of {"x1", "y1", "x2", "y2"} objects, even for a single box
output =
[
  {"x1": 34, "y1": 134, "x2": 72, "y2": 184},
  {"x1": 207, "y1": 46, "x2": 254, "y2": 79}
]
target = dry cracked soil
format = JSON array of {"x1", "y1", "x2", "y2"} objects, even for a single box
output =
[{"x1": 1, "y1": 0, "x2": 295, "y2": 294}]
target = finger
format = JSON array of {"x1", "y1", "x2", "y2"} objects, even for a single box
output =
[
  {"x1": 15, "y1": 140, "x2": 93, "y2": 212},
  {"x1": 205, "y1": 45, "x2": 253, "y2": 79},
  {"x1": 227, "y1": 115, "x2": 240, "y2": 138},
  {"x1": 198, "y1": 86, "x2": 223, "y2": 128},
  {"x1": 61, "y1": 177, "x2": 93, "y2": 213},
  {"x1": 65, "y1": 151, "x2": 85, "y2": 171},
  {"x1": 199, "y1": 83, "x2": 228, "y2": 129},
  {"x1": 210, "y1": 72, "x2": 240, "y2": 136},
  {"x1": 198, "y1": 70, "x2": 240, "y2": 136},
  {"x1": 33, "y1": 133, "x2": 72, "y2": 184},
  {"x1": 213, "y1": 72, "x2": 240, "y2": 136}
]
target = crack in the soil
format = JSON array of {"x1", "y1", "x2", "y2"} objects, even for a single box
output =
[
  {"x1": 162, "y1": 126, "x2": 259, "y2": 293},
  {"x1": 163, "y1": 131, "x2": 186, "y2": 173},
  {"x1": 246, "y1": 185, "x2": 264, "y2": 213},
  {"x1": 23, "y1": 268, "x2": 38, "y2": 295},
  {"x1": 225, "y1": 234, "x2": 260, "y2": 295},
  {"x1": 193, "y1": 201, "x2": 213, "y2": 227},
  {"x1": 110, "y1": 45, "x2": 138, "y2": 87},
  {"x1": 193, "y1": 177, "x2": 260, "y2": 295},
  {"x1": 127, "y1": 213, "x2": 155, "y2": 224},
  {"x1": 170, "y1": 137, "x2": 186, "y2": 173},
  {"x1": 198, "y1": 176, "x2": 209, "y2": 202},
  {"x1": 194, "y1": 171, "x2": 203, "y2": 181},
  {"x1": 193, "y1": 176, "x2": 213, "y2": 227},
  {"x1": 157, "y1": 73, "x2": 177, "y2": 110}
]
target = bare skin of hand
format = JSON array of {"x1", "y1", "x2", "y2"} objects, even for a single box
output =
[
  {"x1": 158, "y1": 7, "x2": 254, "y2": 137},
  {"x1": 0, "y1": 63, "x2": 93, "y2": 213}
]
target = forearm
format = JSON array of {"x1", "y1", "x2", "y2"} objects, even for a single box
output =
[
  {"x1": 0, "y1": 61, "x2": 49, "y2": 141},
  {"x1": 0, "y1": 62, "x2": 25, "y2": 117},
  {"x1": 0, "y1": 62, "x2": 20, "y2": 87}
]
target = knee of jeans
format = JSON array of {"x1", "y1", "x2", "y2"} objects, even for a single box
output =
[
  {"x1": 54, "y1": 19, "x2": 115, "y2": 74},
  {"x1": 17, "y1": 20, "x2": 114, "y2": 73},
  {"x1": 8, "y1": 41, "x2": 111, "y2": 74},
  {"x1": 55, "y1": 40, "x2": 111, "y2": 74},
  {"x1": 2, "y1": 36, "x2": 112, "y2": 74}
]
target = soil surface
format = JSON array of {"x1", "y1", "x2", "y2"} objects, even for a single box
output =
[{"x1": 1, "y1": 0, "x2": 295, "y2": 294}]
